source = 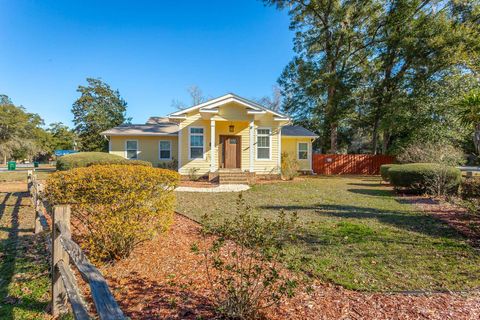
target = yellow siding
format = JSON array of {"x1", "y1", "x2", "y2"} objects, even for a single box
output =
[
  {"x1": 109, "y1": 135, "x2": 178, "y2": 167},
  {"x1": 281, "y1": 137, "x2": 313, "y2": 171},
  {"x1": 177, "y1": 113, "x2": 211, "y2": 175},
  {"x1": 253, "y1": 116, "x2": 281, "y2": 173}
]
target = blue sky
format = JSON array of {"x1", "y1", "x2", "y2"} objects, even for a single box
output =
[{"x1": 0, "y1": 0, "x2": 294, "y2": 127}]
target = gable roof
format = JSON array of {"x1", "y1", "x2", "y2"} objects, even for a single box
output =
[
  {"x1": 168, "y1": 93, "x2": 290, "y2": 120},
  {"x1": 100, "y1": 123, "x2": 179, "y2": 136},
  {"x1": 281, "y1": 125, "x2": 318, "y2": 138}
]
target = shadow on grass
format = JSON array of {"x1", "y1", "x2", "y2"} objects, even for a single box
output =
[
  {"x1": 0, "y1": 192, "x2": 48, "y2": 319},
  {"x1": 259, "y1": 203, "x2": 465, "y2": 242},
  {"x1": 347, "y1": 188, "x2": 393, "y2": 197}
]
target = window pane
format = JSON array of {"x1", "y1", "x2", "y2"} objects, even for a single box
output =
[
  {"x1": 160, "y1": 150, "x2": 171, "y2": 159},
  {"x1": 190, "y1": 147, "x2": 203, "y2": 159},
  {"x1": 299, "y1": 151, "x2": 308, "y2": 160},
  {"x1": 299, "y1": 143, "x2": 308, "y2": 151},
  {"x1": 126, "y1": 140, "x2": 137, "y2": 150},
  {"x1": 160, "y1": 141, "x2": 170, "y2": 150},
  {"x1": 257, "y1": 129, "x2": 270, "y2": 135},
  {"x1": 258, "y1": 136, "x2": 269, "y2": 148},
  {"x1": 257, "y1": 148, "x2": 269, "y2": 159},
  {"x1": 191, "y1": 135, "x2": 203, "y2": 147},
  {"x1": 126, "y1": 150, "x2": 137, "y2": 159},
  {"x1": 190, "y1": 128, "x2": 204, "y2": 134}
]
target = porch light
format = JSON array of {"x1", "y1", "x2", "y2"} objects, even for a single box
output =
[{"x1": 229, "y1": 125, "x2": 235, "y2": 132}]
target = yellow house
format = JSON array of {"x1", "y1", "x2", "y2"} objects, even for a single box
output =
[{"x1": 101, "y1": 93, "x2": 317, "y2": 182}]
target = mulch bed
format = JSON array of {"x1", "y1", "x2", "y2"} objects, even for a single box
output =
[
  {"x1": 100, "y1": 214, "x2": 480, "y2": 320},
  {"x1": 405, "y1": 196, "x2": 480, "y2": 248}
]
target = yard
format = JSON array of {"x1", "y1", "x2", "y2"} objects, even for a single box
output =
[
  {"x1": 0, "y1": 186, "x2": 51, "y2": 319},
  {"x1": 176, "y1": 176, "x2": 480, "y2": 292}
]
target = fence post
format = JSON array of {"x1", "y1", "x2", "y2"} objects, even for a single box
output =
[
  {"x1": 52, "y1": 205, "x2": 71, "y2": 316},
  {"x1": 34, "y1": 184, "x2": 44, "y2": 234}
]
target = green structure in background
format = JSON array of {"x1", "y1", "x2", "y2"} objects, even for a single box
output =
[{"x1": 7, "y1": 161, "x2": 16, "y2": 171}]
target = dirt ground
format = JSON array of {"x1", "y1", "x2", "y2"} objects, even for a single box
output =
[{"x1": 101, "y1": 214, "x2": 480, "y2": 320}]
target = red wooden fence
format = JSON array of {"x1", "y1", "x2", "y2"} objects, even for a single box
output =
[{"x1": 312, "y1": 154, "x2": 395, "y2": 175}]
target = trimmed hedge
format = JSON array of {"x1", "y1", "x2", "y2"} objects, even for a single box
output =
[
  {"x1": 388, "y1": 163, "x2": 461, "y2": 194},
  {"x1": 46, "y1": 165, "x2": 180, "y2": 262},
  {"x1": 380, "y1": 164, "x2": 399, "y2": 182},
  {"x1": 56, "y1": 152, "x2": 152, "y2": 170}
]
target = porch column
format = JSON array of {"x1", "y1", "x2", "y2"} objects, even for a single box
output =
[
  {"x1": 249, "y1": 119, "x2": 254, "y2": 172},
  {"x1": 178, "y1": 129, "x2": 182, "y2": 170},
  {"x1": 278, "y1": 127, "x2": 282, "y2": 173},
  {"x1": 210, "y1": 119, "x2": 216, "y2": 172}
]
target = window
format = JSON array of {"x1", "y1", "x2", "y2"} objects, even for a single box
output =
[
  {"x1": 256, "y1": 128, "x2": 271, "y2": 160},
  {"x1": 159, "y1": 140, "x2": 171, "y2": 160},
  {"x1": 125, "y1": 140, "x2": 138, "y2": 159},
  {"x1": 189, "y1": 127, "x2": 204, "y2": 159},
  {"x1": 298, "y1": 142, "x2": 308, "y2": 160}
]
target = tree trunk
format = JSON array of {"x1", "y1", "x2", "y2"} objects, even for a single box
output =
[
  {"x1": 330, "y1": 122, "x2": 338, "y2": 154},
  {"x1": 382, "y1": 130, "x2": 390, "y2": 154}
]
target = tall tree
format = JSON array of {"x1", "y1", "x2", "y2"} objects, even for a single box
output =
[
  {"x1": 266, "y1": 0, "x2": 383, "y2": 153},
  {"x1": 0, "y1": 95, "x2": 49, "y2": 162},
  {"x1": 47, "y1": 122, "x2": 77, "y2": 151},
  {"x1": 363, "y1": 0, "x2": 480, "y2": 153},
  {"x1": 72, "y1": 78, "x2": 130, "y2": 151},
  {"x1": 171, "y1": 85, "x2": 207, "y2": 110}
]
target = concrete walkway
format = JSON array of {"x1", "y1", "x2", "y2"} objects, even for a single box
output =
[{"x1": 175, "y1": 184, "x2": 250, "y2": 192}]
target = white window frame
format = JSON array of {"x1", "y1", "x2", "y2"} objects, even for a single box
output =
[
  {"x1": 125, "y1": 139, "x2": 139, "y2": 160},
  {"x1": 188, "y1": 126, "x2": 206, "y2": 160},
  {"x1": 297, "y1": 142, "x2": 309, "y2": 160},
  {"x1": 255, "y1": 127, "x2": 272, "y2": 161},
  {"x1": 159, "y1": 140, "x2": 172, "y2": 160}
]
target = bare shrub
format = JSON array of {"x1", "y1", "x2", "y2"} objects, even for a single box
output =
[
  {"x1": 281, "y1": 152, "x2": 299, "y2": 180},
  {"x1": 396, "y1": 142, "x2": 465, "y2": 166},
  {"x1": 188, "y1": 167, "x2": 201, "y2": 181},
  {"x1": 194, "y1": 194, "x2": 300, "y2": 319}
]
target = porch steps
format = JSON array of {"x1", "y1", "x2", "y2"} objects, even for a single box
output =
[{"x1": 218, "y1": 169, "x2": 249, "y2": 185}]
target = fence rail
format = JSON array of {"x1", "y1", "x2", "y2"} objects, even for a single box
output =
[
  {"x1": 312, "y1": 154, "x2": 394, "y2": 175},
  {"x1": 27, "y1": 171, "x2": 126, "y2": 320}
]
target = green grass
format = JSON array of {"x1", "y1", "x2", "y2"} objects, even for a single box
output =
[
  {"x1": 0, "y1": 191, "x2": 51, "y2": 319},
  {"x1": 176, "y1": 176, "x2": 480, "y2": 292},
  {"x1": 0, "y1": 169, "x2": 54, "y2": 182}
]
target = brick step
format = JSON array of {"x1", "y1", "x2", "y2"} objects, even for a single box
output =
[{"x1": 219, "y1": 174, "x2": 248, "y2": 178}]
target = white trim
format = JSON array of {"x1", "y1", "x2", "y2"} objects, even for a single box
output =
[
  {"x1": 200, "y1": 108, "x2": 219, "y2": 114},
  {"x1": 282, "y1": 135, "x2": 319, "y2": 139},
  {"x1": 297, "y1": 142, "x2": 309, "y2": 161},
  {"x1": 169, "y1": 93, "x2": 290, "y2": 119},
  {"x1": 103, "y1": 133, "x2": 179, "y2": 137},
  {"x1": 249, "y1": 119, "x2": 254, "y2": 172},
  {"x1": 188, "y1": 126, "x2": 206, "y2": 160},
  {"x1": 158, "y1": 140, "x2": 172, "y2": 160},
  {"x1": 255, "y1": 127, "x2": 272, "y2": 161},
  {"x1": 124, "y1": 139, "x2": 139, "y2": 160},
  {"x1": 178, "y1": 129, "x2": 182, "y2": 169},
  {"x1": 278, "y1": 128, "x2": 282, "y2": 170},
  {"x1": 210, "y1": 119, "x2": 216, "y2": 171},
  {"x1": 168, "y1": 115, "x2": 187, "y2": 120}
]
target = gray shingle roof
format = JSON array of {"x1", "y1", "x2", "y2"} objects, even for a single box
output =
[
  {"x1": 101, "y1": 124, "x2": 179, "y2": 136},
  {"x1": 281, "y1": 125, "x2": 318, "y2": 137}
]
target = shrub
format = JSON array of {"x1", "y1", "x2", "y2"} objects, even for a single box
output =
[
  {"x1": 380, "y1": 164, "x2": 399, "y2": 182},
  {"x1": 188, "y1": 167, "x2": 201, "y2": 181},
  {"x1": 56, "y1": 152, "x2": 152, "y2": 170},
  {"x1": 46, "y1": 165, "x2": 180, "y2": 262},
  {"x1": 158, "y1": 158, "x2": 178, "y2": 170},
  {"x1": 396, "y1": 142, "x2": 465, "y2": 166},
  {"x1": 389, "y1": 163, "x2": 461, "y2": 195},
  {"x1": 281, "y1": 152, "x2": 299, "y2": 180},
  {"x1": 461, "y1": 177, "x2": 480, "y2": 199},
  {"x1": 194, "y1": 194, "x2": 300, "y2": 319}
]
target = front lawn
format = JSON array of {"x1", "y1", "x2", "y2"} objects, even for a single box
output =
[{"x1": 176, "y1": 176, "x2": 480, "y2": 292}]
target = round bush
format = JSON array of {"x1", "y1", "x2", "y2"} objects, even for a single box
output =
[
  {"x1": 46, "y1": 165, "x2": 180, "y2": 262},
  {"x1": 56, "y1": 152, "x2": 152, "y2": 170},
  {"x1": 380, "y1": 164, "x2": 399, "y2": 182},
  {"x1": 388, "y1": 163, "x2": 461, "y2": 194}
]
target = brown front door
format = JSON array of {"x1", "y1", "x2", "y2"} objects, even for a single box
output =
[{"x1": 220, "y1": 135, "x2": 241, "y2": 169}]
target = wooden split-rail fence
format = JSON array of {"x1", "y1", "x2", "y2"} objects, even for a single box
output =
[{"x1": 27, "y1": 171, "x2": 126, "y2": 320}]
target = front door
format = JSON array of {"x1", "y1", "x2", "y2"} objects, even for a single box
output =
[{"x1": 220, "y1": 135, "x2": 241, "y2": 169}]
